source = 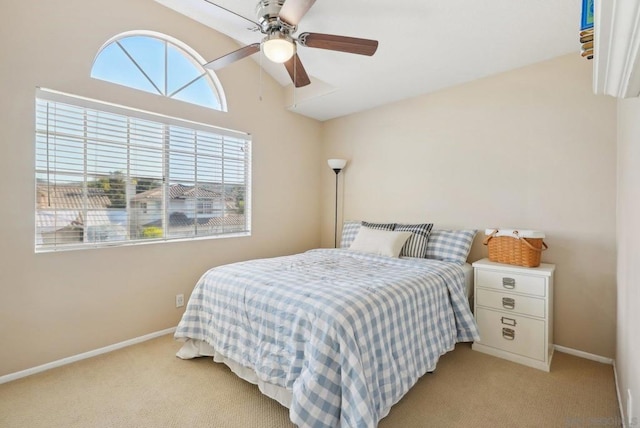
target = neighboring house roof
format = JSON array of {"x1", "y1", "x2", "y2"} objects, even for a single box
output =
[
  {"x1": 38, "y1": 183, "x2": 235, "y2": 207},
  {"x1": 144, "y1": 212, "x2": 245, "y2": 229},
  {"x1": 181, "y1": 186, "x2": 222, "y2": 199},
  {"x1": 131, "y1": 184, "x2": 231, "y2": 201},
  {"x1": 36, "y1": 184, "x2": 130, "y2": 234},
  {"x1": 36, "y1": 210, "x2": 118, "y2": 232},
  {"x1": 37, "y1": 210, "x2": 80, "y2": 232},
  {"x1": 36, "y1": 184, "x2": 116, "y2": 233},
  {"x1": 36, "y1": 184, "x2": 112, "y2": 210},
  {"x1": 35, "y1": 183, "x2": 241, "y2": 233}
]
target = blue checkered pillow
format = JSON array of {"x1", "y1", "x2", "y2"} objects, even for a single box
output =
[
  {"x1": 340, "y1": 221, "x2": 362, "y2": 248},
  {"x1": 395, "y1": 223, "x2": 433, "y2": 258},
  {"x1": 425, "y1": 229, "x2": 477, "y2": 264},
  {"x1": 341, "y1": 221, "x2": 397, "y2": 248}
]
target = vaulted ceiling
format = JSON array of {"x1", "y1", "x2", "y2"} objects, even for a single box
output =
[{"x1": 156, "y1": 0, "x2": 582, "y2": 121}]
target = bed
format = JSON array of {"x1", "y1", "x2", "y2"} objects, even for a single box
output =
[{"x1": 175, "y1": 223, "x2": 480, "y2": 428}]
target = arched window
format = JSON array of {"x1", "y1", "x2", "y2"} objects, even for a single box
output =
[{"x1": 91, "y1": 31, "x2": 227, "y2": 111}]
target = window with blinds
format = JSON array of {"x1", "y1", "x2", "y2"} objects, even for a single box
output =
[{"x1": 35, "y1": 89, "x2": 251, "y2": 252}]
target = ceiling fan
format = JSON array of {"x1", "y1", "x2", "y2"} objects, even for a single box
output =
[{"x1": 203, "y1": 0, "x2": 379, "y2": 88}]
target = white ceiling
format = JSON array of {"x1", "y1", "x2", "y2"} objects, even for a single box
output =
[{"x1": 155, "y1": 0, "x2": 583, "y2": 121}]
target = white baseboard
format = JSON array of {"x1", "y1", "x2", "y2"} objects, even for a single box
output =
[
  {"x1": 552, "y1": 346, "x2": 622, "y2": 422},
  {"x1": 613, "y1": 360, "x2": 626, "y2": 426},
  {"x1": 553, "y1": 344, "x2": 614, "y2": 365},
  {"x1": 0, "y1": 327, "x2": 176, "y2": 385}
]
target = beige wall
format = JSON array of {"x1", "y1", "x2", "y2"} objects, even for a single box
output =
[
  {"x1": 0, "y1": 0, "x2": 322, "y2": 376},
  {"x1": 0, "y1": 0, "x2": 621, "y2": 377},
  {"x1": 321, "y1": 55, "x2": 618, "y2": 358},
  {"x1": 616, "y1": 97, "x2": 640, "y2": 424}
]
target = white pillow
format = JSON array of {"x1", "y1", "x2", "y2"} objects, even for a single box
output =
[{"x1": 349, "y1": 227, "x2": 413, "y2": 258}]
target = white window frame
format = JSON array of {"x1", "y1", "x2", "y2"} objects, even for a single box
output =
[
  {"x1": 91, "y1": 30, "x2": 228, "y2": 112},
  {"x1": 34, "y1": 88, "x2": 251, "y2": 253}
]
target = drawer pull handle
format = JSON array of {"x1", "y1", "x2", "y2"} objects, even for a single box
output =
[
  {"x1": 501, "y1": 317, "x2": 517, "y2": 326},
  {"x1": 502, "y1": 277, "x2": 516, "y2": 289},
  {"x1": 502, "y1": 328, "x2": 515, "y2": 340},
  {"x1": 502, "y1": 297, "x2": 515, "y2": 310}
]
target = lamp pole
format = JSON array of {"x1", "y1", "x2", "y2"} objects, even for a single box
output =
[
  {"x1": 327, "y1": 159, "x2": 347, "y2": 248},
  {"x1": 332, "y1": 168, "x2": 340, "y2": 248}
]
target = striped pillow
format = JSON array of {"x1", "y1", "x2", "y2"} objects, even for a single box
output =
[
  {"x1": 425, "y1": 229, "x2": 478, "y2": 264},
  {"x1": 361, "y1": 221, "x2": 396, "y2": 231},
  {"x1": 395, "y1": 223, "x2": 434, "y2": 258}
]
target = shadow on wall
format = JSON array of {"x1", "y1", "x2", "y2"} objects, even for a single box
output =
[{"x1": 467, "y1": 232, "x2": 488, "y2": 263}]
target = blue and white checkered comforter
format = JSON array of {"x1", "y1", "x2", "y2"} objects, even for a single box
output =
[{"x1": 175, "y1": 249, "x2": 479, "y2": 428}]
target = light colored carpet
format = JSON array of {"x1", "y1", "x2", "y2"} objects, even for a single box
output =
[{"x1": 0, "y1": 334, "x2": 620, "y2": 427}]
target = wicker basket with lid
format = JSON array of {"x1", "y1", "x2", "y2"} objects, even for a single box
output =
[{"x1": 483, "y1": 229, "x2": 548, "y2": 267}]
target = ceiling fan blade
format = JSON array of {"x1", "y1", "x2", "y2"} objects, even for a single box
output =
[
  {"x1": 284, "y1": 54, "x2": 311, "y2": 87},
  {"x1": 298, "y1": 32, "x2": 378, "y2": 56},
  {"x1": 204, "y1": 43, "x2": 261, "y2": 70},
  {"x1": 279, "y1": 0, "x2": 317, "y2": 27}
]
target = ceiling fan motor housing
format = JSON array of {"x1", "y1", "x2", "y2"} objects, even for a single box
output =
[{"x1": 256, "y1": 0, "x2": 294, "y2": 34}]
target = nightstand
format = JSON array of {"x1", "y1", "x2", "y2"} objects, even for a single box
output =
[{"x1": 472, "y1": 258, "x2": 555, "y2": 371}]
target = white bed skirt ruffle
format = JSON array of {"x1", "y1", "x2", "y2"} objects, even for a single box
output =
[{"x1": 176, "y1": 338, "x2": 293, "y2": 409}]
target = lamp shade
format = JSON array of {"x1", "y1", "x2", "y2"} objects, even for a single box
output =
[
  {"x1": 327, "y1": 159, "x2": 347, "y2": 170},
  {"x1": 263, "y1": 33, "x2": 296, "y2": 63}
]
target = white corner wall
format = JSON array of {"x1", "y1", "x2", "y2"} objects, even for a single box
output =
[{"x1": 616, "y1": 97, "x2": 640, "y2": 426}]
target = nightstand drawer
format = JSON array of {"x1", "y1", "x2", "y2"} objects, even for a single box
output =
[
  {"x1": 476, "y1": 269, "x2": 546, "y2": 297},
  {"x1": 475, "y1": 308, "x2": 545, "y2": 361},
  {"x1": 476, "y1": 288, "x2": 545, "y2": 318}
]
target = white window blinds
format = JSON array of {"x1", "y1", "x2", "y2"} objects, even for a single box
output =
[{"x1": 35, "y1": 89, "x2": 251, "y2": 252}]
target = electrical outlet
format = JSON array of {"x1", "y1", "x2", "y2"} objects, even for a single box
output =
[
  {"x1": 628, "y1": 389, "x2": 633, "y2": 426},
  {"x1": 175, "y1": 294, "x2": 184, "y2": 308}
]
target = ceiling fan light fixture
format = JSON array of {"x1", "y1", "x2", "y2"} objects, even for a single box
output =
[{"x1": 262, "y1": 32, "x2": 296, "y2": 63}]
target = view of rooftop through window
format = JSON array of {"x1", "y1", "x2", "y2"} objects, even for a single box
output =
[
  {"x1": 91, "y1": 33, "x2": 226, "y2": 111},
  {"x1": 35, "y1": 89, "x2": 250, "y2": 252}
]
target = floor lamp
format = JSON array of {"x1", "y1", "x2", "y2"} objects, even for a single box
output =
[{"x1": 327, "y1": 159, "x2": 347, "y2": 248}]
